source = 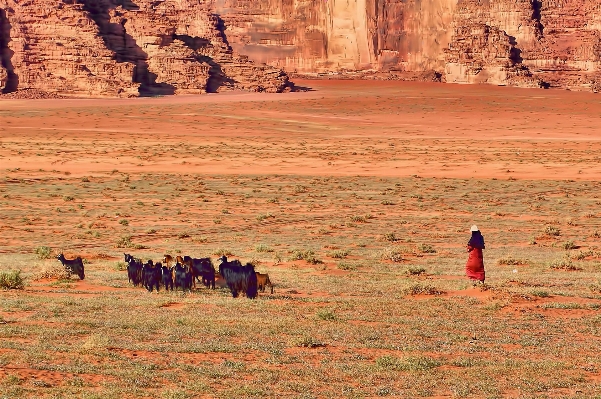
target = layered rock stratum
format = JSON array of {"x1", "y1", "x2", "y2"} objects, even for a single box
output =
[
  {"x1": 218, "y1": 0, "x2": 601, "y2": 91},
  {"x1": 0, "y1": 0, "x2": 292, "y2": 97},
  {"x1": 1, "y1": 0, "x2": 601, "y2": 96}
]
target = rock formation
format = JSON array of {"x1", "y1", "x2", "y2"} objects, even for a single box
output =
[
  {"x1": 2, "y1": 0, "x2": 601, "y2": 95},
  {"x1": 216, "y1": 0, "x2": 601, "y2": 91},
  {"x1": 0, "y1": 0, "x2": 291, "y2": 97}
]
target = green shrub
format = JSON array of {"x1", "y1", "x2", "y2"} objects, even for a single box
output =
[
  {"x1": 0, "y1": 270, "x2": 25, "y2": 290},
  {"x1": 35, "y1": 246, "x2": 52, "y2": 259},
  {"x1": 316, "y1": 309, "x2": 336, "y2": 321},
  {"x1": 119, "y1": 219, "x2": 129, "y2": 226}
]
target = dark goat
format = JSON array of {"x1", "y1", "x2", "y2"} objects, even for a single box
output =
[
  {"x1": 162, "y1": 264, "x2": 174, "y2": 291},
  {"x1": 174, "y1": 262, "x2": 192, "y2": 292},
  {"x1": 143, "y1": 260, "x2": 161, "y2": 292},
  {"x1": 56, "y1": 253, "x2": 85, "y2": 280},
  {"x1": 218, "y1": 256, "x2": 258, "y2": 299},
  {"x1": 183, "y1": 256, "x2": 216, "y2": 289},
  {"x1": 124, "y1": 253, "x2": 143, "y2": 286},
  {"x1": 256, "y1": 272, "x2": 274, "y2": 294}
]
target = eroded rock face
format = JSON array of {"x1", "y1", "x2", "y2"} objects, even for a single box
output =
[
  {"x1": 0, "y1": 0, "x2": 291, "y2": 97},
  {"x1": 2, "y1": 0, "x2": 600, "y2": 95},
  {"x1": 217, "y1": 0, "x2": 601, "y2": 91}
]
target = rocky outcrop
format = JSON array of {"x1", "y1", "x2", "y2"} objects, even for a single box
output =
[
  {"x1": 0, "y1": 0, "x2": 291, "y2": 97},
  {"x1": 216, "y1": 0, "x2": 601, "y2": 91},
  {"x1": 2, "y1": 0, "x2": 601, "y2": 95}
]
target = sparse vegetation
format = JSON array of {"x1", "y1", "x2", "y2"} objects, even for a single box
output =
[
  {"x1": 544, "y1": 225, "x2": 561, "y2": 237},
  {"x1": 403, "y1": 283, "x2": 445, "y2": 296},
  {"x1": 0, "y1": 270, "x2": 25, "y2": 290},
  {"x1": 497, "y1": 256, "x2": 528, "y2": 266},
  {"x1": 35, "y1": 246, "x2": 52, "y2": 259}
]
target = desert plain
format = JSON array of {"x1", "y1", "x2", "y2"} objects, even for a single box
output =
[{"x1": 1, "y1": 80, "x2": 601, "y2": 398}]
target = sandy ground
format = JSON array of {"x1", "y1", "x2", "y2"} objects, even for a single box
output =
[
  {"x1": 2, "y1": 80, "x2": 601, "y2": 398},
  {"x1": 2, "y1": 79, "x2": 601, "y2": 181}
]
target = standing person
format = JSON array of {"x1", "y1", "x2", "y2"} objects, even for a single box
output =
[{"x1": 466, "y1": 225, "x2": 485, "y2": 283}]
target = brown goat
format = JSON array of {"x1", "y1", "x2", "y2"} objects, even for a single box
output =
[{"x1": 255, "y1": 272, "x2": 274, "y2": 294}]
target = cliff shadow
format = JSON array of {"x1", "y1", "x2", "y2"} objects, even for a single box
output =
[
  {"x1": 0, "y1": 9, "x2": 18, "y2": 93},
  {"x1": 508, "y1": 36, "x2": 523, "y2": 64},
  {"x1": 532, "y1": 0, "x2": 544, "y2": 36},
  {"x1": 76, "y1": 0, "x2": 175, "y2": 96},
  {"x1": 174, "y1": 31, "x2": 236, "y2": 94}
]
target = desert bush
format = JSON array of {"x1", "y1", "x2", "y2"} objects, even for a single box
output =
[
  {"x1": 35, "y1": 246, "x2": 52, "y2": 259},
  {"x1": 255, "y1": 244, "x2": 273, "y2": 253},
  {"x1": 405, "y1": 266, "x2": 426, "y2": 276},
  {"x1": 561, "y1": 240, "x2": 577, "y2": 250},
  {"x1": 119, "y1": 219, "x2": 129, "y2": 226},
  {"x1": 497, "y1": 256, "x2": 528, "y2": 266},
  {"x1": 531, "y1": 290, "x2": 550, "y2": 298},
  {"x1": 418, "y1": 243, "x2": 436, "y2": 253},
  {"x1": 403, "y1": 283, "x2": 445, "y2": 296},
  {"x1": 256, "y1": 213, "x2": 274, "y2": 222},
  {"x1": 379, "y1": 247, "x2": 404, "y2": 262},
  {"x1": 571, "y1": 250, "x2": 593, "y2": 260},
  {"x1": 337, "y1": 261, "x2": 359, "y2": 271},
  {"x1": 544, "y1": 226, "x2": 561, "y2": 237},
  {"x1": 295, "y1": 336, "x2": 325, "y2": 348},
  {"x1": 349, "y1": 215, "x2": 367, "y2": 223},
  {"x1": 115, "y1": 235, "x2": 133, "y2": 248},
  {"x1": 294, "y1": 185, "x2": 307, "y2": 193},
  {"x1": 214, "y1": 248, "x2": 233, "y2": 257},
  {"x1": 382, "y1": 232, "x2": 398, "y2": 242},
  {"x1": 290, "y1": 249, "x2": 322, "y2": 264},
  {"x1": 328, "y1": 249, "x2": 350, "y2": 259},
  {"x1": 316, "y1": 309, "x2": 336, "y2": 321},
  {"x1": 376, "y1": 355, "x2": 440, "y2": 371},
  {"x1": 35, "y1": 264, "x2": 70, "y2": 280},
  {"x1": 0, "y1": 270, "x2": 25, "y2": 290},
  {"x1": 549, "y1": 258, "x2": 582, "y2": 271},
  {"x1": 115, "y1": 261, "x2": 127, "y2": 271}
]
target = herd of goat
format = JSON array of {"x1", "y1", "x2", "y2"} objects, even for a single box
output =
[{"x1": 55, "y1": 253, "x2": 274, "y2": 299}]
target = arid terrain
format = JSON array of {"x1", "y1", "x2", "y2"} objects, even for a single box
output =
[{"x1": 1, "y1": 80, "x2": 601, "y2": 398}]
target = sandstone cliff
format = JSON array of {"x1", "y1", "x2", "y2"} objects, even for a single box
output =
[
  {"x1": 0, "y1": 0, "x2": 291, "y2": 97},
  {"x1": 2, "y1": 0, "x2": 600, "y2": 96},
  {"x1": 216, "y1": 0, "x2": 601, "y2": 91}
]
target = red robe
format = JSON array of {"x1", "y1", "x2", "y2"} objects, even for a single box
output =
[{"x1": 466, "y1": 245, "x2": 485, "y2": 282}]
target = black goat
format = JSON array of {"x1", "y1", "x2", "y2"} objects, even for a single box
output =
[
  {"x1": 142, "y1": 260, "x2": 161, "y2": 292},
  {"x1": 162, "y1": 264, "x2": 174, "y2": 291},
  {"x1": 183, "y1": 256, "x2": 216, "y2": 289},
  {"x1": 218, "y1": 256, "x2": 258, "y2": 299},
  {"x1": 174, "y1": 262, "x2": 192, "y2": 292},
  {"x1": 56, "y1": 253, "x2": 85, "y2": 280},
  {"x1": 124, "y1": 253, "x2": 143, "y2": 286}
]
